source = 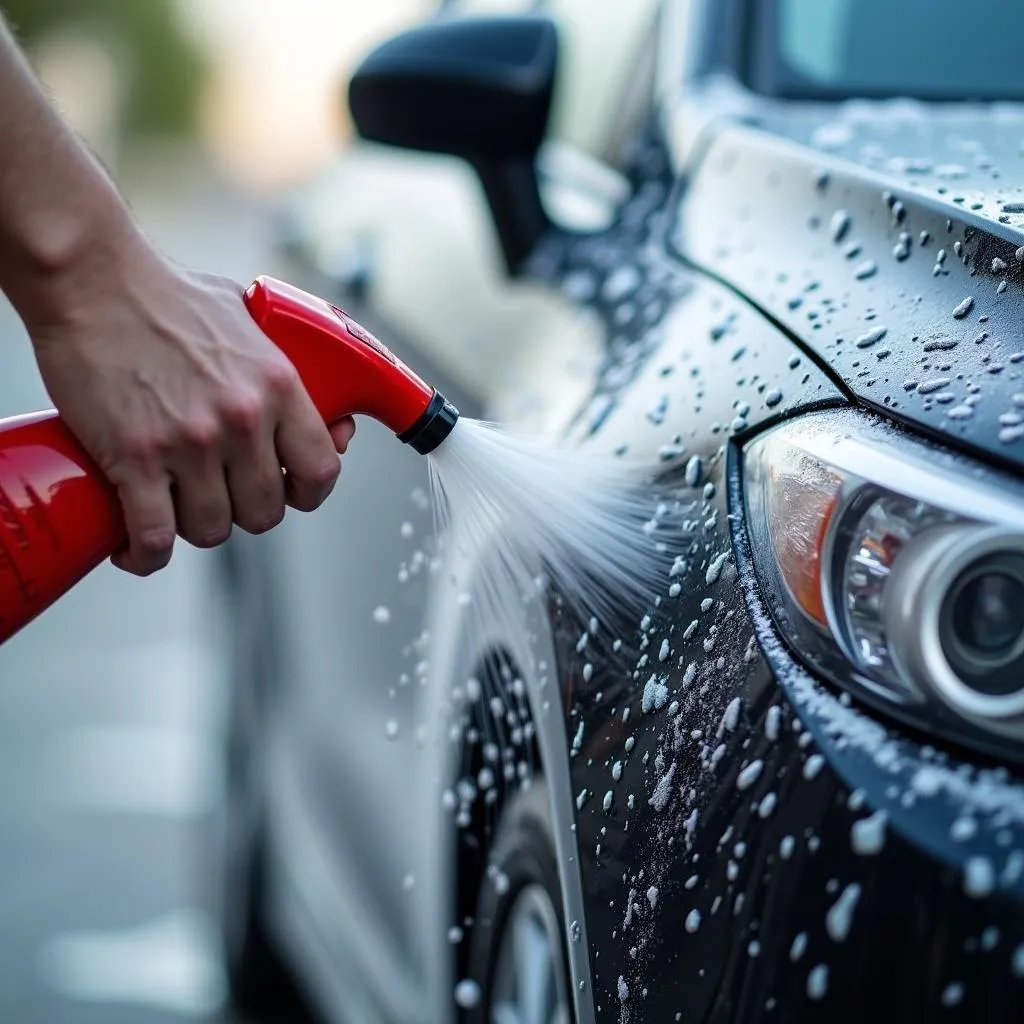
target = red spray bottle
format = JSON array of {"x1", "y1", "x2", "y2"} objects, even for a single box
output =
[{"x1": 0, "y1": 277, "x2": 458, "y2": 645}]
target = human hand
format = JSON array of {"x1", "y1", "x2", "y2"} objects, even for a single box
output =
[{"x1": 28, "y1": 249, "x2": 355, "y2": 576}]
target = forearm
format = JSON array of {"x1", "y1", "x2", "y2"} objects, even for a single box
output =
[{"x1": 0, "y1": 14, "x2": 146, "y2": 329}]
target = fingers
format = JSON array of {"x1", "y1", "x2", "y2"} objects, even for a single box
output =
[
  {"x1": 329, "y1": 416, "x2": 356, "y2": 454},
  {"x1": 225, "y1": 422, "x2": 287, "y2": 535},
  {"x1": 275, "y1": 383, "x2": 342, "y2": 512},
  {"x1": 111, "y1": 473, "x2": 177, "y2": 577},
  {"x1": 172, "y1": 429, "x2": 234, "y2": 549}
]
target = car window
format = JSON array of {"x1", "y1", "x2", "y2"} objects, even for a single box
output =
[{"x1": 754, "y1": 0, "x2": 1024, "y2": 100}]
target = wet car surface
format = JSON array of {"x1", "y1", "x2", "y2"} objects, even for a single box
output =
[{"x1": 217, "y1": 1, "x2": 1024, "y2": 1021}]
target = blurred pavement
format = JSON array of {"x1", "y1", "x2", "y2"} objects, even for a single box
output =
[{"x1": 0, "y1": 145, "x2": 285, "y2": 1024}]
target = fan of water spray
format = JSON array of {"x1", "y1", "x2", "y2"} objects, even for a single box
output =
[{"x1": 426, "y1": 419, "x2": 671, "y2": 633}]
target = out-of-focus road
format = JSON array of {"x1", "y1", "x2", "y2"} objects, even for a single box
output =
[{"x1": 0, "y1": 147, "x2": 287, "y2": 1024}]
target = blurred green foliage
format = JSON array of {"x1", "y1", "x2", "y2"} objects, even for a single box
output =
[{"x1": 2, "y1": 0, "x2": 204, "y2": 135}]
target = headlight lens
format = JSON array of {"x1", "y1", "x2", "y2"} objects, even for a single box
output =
[{"x1": 743, "y1": 409, "x2": 1024, "y2": 761}]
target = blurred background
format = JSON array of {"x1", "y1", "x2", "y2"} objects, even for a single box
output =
[{"x1": 0, "y1": 1, "x2": 426, "y2": 1021}]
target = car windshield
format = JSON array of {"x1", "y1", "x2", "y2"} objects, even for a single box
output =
[{"x1": 754, "y1": 0, "x2": 1024, "y2": 101}]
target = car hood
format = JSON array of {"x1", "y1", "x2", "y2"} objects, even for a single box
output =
[{"x1": 676, "y1": 100, "x2": 1024, "y2": 474}]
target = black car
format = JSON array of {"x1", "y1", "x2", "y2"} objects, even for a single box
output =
[{"x1": 213, "y1": 1, "x2": 1024, "y2": 1021}]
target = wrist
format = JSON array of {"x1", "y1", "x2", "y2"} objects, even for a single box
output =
[{"x1": 5, "y1": 184, "x2": 155, "y2": 335}]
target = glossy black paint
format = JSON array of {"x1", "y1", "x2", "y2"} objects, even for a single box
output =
[
  {"x1": 349, "y1": 15, "x2": 557, "y2": 270},
  {"x1": 524, "y1": 122, "x2": 1024, "y2": 1020},
  {"x1": 678, "y1": 119, "x2": 1024, "y2": 475}
]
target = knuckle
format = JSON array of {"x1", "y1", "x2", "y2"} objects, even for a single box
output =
[
  {"x1": 138, "y1": 532, "x2": 174, "y2": 556},
  {"x1": 182, "y1": 416, "x2": 221, "y2": 450},
  {"x1": 120, "y1": 433, "x2": 163, "y2": 467},
  {"x1": 311, "y1": 457, "x2": 341, "y2": 492},
  {"x1": 220, "y1": 391, "x2": 264, "y2": 434},
  {"x1": 134, "y1": 532, "x2": 174, "y2": 571},
  {"x1": 263, "y1": 358, "x2": 299, "y2": 398}
]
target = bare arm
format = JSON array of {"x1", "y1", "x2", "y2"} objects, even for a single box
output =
[{"x1": 0, "y1": 16, "x2": 354, "y2": 575}]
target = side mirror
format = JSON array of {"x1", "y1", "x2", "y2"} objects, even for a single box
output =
[{"x1": 348, "y1": 15, "x2": 558, "y2": 272}]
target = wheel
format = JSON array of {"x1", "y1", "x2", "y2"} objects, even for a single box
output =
[
  {"x1": 212, "y1": 542, "x2": 310, "y2": 1019},
  {"x1": 466, "y1": 778, "x2": 574, "y2": 1024}
]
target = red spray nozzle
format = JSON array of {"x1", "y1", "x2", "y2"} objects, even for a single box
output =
[
  {"x1": 243, "y1": 276, "x2": 458, "y2": 453},
  {"x1": 0, "y1": 277, "x2": 457, "y2": 645}
]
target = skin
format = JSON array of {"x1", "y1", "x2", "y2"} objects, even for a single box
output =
[{"x1": 0, "y1": 15, "x2": 355, "y2": 576}]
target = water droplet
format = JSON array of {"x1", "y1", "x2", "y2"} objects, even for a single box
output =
[
  {"x1": 964, "y1": 856, "x2": 995, "y2": 898},
  {"x1": 993, "y1": 257, "x2": 1008, "y2": 274},
  {"x1": 830, "y1": 210, "x2": 851, "y2": 242},
  {"x1": 603, "y1": 265, "x2": 641, "y2": 302},
  {"x1": 684, "y1": 909, "x2": 701, "y2": 933},
  {"x1": 790, "y1": 932, "x2": 807, "y2": 961},
  {"x1": 855, "y1": 326, "x2": 888, "y2": 349},
  {"x1": 806, "y1": 964, "x2": 829, "y2": 1000},
  {"x1": 448, "y1": 926, "x2": 464, "y2": 944},
  {"x1": 685, "y1": 455, "x2": 703, "y2": 487},
  {"x1": 617, "y1": 976, "x2": 630, "y2": 1003},
  {"x1": 373, "y1": 606, "x2": 391, "y2": 624},
  {"x1": 999, "y1": 424, "x2": 1024, "y2": 444},
  {"x1": 647, "y1": 395, "x2": 669, "y2": 425},
  {"x1": 647, "y1": 886, "x2": 659, "y2": 909},
  {"x1": 603, "y1": 790, "x2": 614, "y2": 812},
  {"x1": 826, "y1": 883, "x2": 862, "y2": 942},
  {"x1": 385, "y1": 719, "x2": 400, "y2": 740},
  {"x1": 917, "y1": 377, "x2": 951, "y2": 395},
  {"x1": 1002, "y1": 202, "x2": 1024, "y2": 214},
  {"x1": 854, "y1": 260, "x2": 878, "y2": 280},
  {"x1": 803, "y1": 753, "x2": 825, "y2": 779},
  {"x1": 736, "y1": 760, "x2": 764, "y2": 791},
  {"x1": 758, "y1": 792, "x2": 777, "y2": 818},
  {"x1": 941, "y1": 982, "x2": 964, "y2": 1007},
  {"x1": 706, "y1": 551, "x2": 731, "y2": 585},
  {"x1": 642, "y1": 676, "x2": 669, "y2": 713},
  {"x1": 952, "y1": 296, "x2": 975, "y2": 319},
  {"x1": 851, "y1": 809, "x2": 887, "y2": 855},
  {"x1": 1012, "y1": 944, "x2": 1024, "y2": 977},
  {"x1": 454, "y1": 979, "x2": 481, "y2": 1008}
]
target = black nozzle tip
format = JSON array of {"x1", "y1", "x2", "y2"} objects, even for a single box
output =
[{"x1": 398, "y1": 390, "x2": 460, "y2": 455}]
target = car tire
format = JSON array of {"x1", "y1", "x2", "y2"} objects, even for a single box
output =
[
  {"x1": 465, "y1": 777, "x2": 574, "y2": 1024},
  {"x1": 213, "y1": 544, "x2": 309, "y2": 1020}
]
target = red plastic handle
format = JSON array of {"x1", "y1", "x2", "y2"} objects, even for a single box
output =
[
  {"x1": 243, "y1": 276, "x2": 434, "y2": 435},
  {"x1": 0, "y1": 276, "x2": 435, "y2": 645}
]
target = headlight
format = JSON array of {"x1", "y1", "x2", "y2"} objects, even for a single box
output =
[{"x1": 743, "y1": 409, "x2": 1024, "y2": 761}]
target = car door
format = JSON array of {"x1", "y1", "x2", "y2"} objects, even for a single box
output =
[{"x1": 258, "y1": 3, "x2": 661, "y2": 1019}]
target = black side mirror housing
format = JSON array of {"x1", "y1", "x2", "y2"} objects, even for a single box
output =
[{"x1": 348, "y1": 16, "x2": 558, "y2": 272}]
